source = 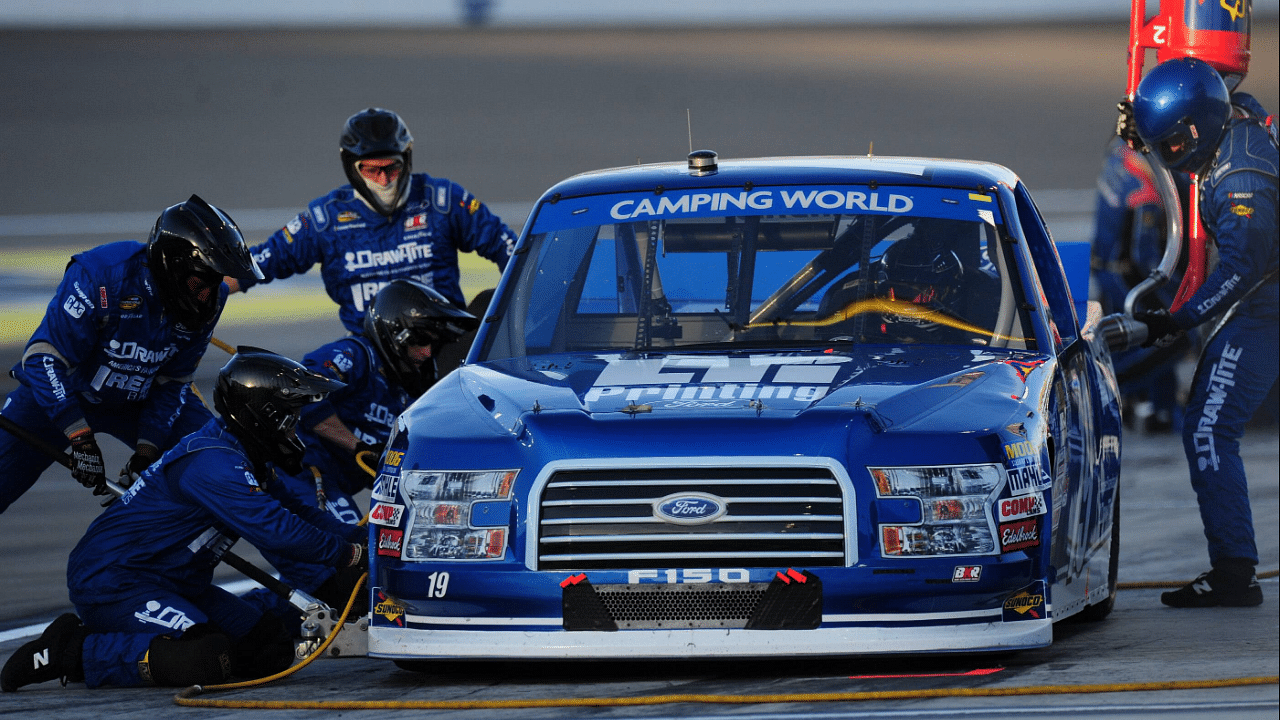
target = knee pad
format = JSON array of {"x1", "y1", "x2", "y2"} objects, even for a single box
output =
[
  {"x1": 230, "y1": 613, "x2": 295, "y2": 680},
  {"x1": 145, "y1": 625, "x2": 232, "y2": 687}
]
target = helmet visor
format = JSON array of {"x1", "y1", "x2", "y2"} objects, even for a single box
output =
[
  {"x1": 1157, "y1": 129, "x2": 1194, "y2": 167},
  {"x1": 356, "y1": 157, "x2": 405, "y2": 187}
]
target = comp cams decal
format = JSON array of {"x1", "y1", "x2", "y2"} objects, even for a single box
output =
[{"x1": 998, "y1": 492, "x2": 1046, "y2": 522}]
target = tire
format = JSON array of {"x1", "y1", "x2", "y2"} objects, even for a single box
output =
[{"x1": 1074, "y1": 485, "x2": 1120, "y2": 622}]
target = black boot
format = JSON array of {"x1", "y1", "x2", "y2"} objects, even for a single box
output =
[
  {"x1": 1, "y1": 614, "x2": 87, "y2": 692},
  {"x1": 1161, "y1": 561, "x2": 1264, "y2": 608}
]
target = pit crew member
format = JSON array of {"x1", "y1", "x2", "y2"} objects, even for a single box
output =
[
  {"x1": 1127, "y1": 57, "x2": 1278, "y2": 608},
  {"x1": 246, "y1": 280, "x2": 478, "y2": 616},
  {"x1": 226, "y1": 107, "x2": 516, "y2": 333},
  {"x1": 0, "y1": 195, "x2": 262, "y2": 514},
  {"x1": 0, "y1": 349, "x2": 367, "y2": 691}
]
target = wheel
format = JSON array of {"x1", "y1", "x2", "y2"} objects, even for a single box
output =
[{"x1": 1074, "y1": 485, "x2": 1119, "y2": 622}]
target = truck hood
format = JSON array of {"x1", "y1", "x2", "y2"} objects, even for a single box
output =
[{"x1": 436, "y1": 347, "x2": 1050, "y2": 437}]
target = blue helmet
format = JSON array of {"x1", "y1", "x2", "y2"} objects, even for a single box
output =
[{"x1": 1133, "y1": 57, "x2": 1231, "y2": 172}]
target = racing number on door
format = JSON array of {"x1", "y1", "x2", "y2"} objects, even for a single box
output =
[{"x1": 427, "y1": 572, "x2": 450, "y2": 598}]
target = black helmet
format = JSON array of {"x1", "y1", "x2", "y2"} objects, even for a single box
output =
[
  {"x1": 1133, "y1": 57, "x2": 1232, "y2": 172},
  {"x1": 363, "y1": 279, "x2": 479, "y2": 397},
  {"x1": 214, "y1": 347, "x2": 345, "y2": 474},
  {"x1": 340, "y1": 108, "x2": 414, "y2": 216},
  {"x1": 873, "y1": 231, "x2": 967, "y2": 338},
  {"x1": 147, "y1": 194, "x2": 264, "y2": 329}
]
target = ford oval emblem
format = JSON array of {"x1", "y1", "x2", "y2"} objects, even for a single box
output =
[{"x1": 653, "y1": 492, "x2": 727, "y2": 525}]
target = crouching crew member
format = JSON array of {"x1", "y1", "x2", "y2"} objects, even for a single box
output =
[
  {"x1": 1, "y1": 349, "x2": 366, "y2": 691},
  {"x1": 247, "y1": 279, "x2": 478, "y2": 616}
]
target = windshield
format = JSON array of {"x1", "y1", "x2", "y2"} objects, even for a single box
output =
[{"x1": 482, "y1": 184, "x2": 1036, "y2": 361}]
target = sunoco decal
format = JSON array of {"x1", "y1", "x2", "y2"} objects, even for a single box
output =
[
  {"x1": 374, "y1": 590, "x2": 406, "y2": 627},
  {"x1": 1002, "y1": 580, "x2": 1046, "y2": 621}
]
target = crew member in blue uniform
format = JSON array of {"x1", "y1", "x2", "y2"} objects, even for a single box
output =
[
  {"x1": 0, "y1": 195, "x2": 262, "y2": 513},
  {"x1": 245, "y1": 280, "x2": 478, "y2": 617},
  {"x1": 1, "y1": 349, "x2": 366, "y2": 691},
  {"x1": 226, "y1": 107, "x2": 515, "y2": 334},
  {"x1": 1091, "y1": 136, "x2": 1194, "y2": 432},
  {"x1": 1126, "y1": 57, "x2": 1278, "y2": 608}
]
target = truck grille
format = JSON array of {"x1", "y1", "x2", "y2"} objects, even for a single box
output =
[{"x1": 537, "y1": 465, "x2": 847, "y2": 571}]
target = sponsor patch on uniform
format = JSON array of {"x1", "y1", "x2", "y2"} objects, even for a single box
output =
[
  {"x1": 373, "y1": 589, "x2": 406, "y2": 627},
  {"x1": 369, "y1": 502, "x2": 405, "y2": 527},
  {"x1": 63, "y1": 295, "x2": 87, "y2": 318},
  {"x1": 405, "y1": 213, "x2": 427, "y2": 229},
  {"x1": 999, "y1": 519, "x2": 1041, "y2": 552},
  {"x1": 952, "y1": 565, "x2": 982, "y2": 582},
  {"x1": 286, "y1": 214, "x2": 304, "y2": 236},
  {"x1": 376, "y1": 528, "x2": 404, "y2": 557},
  {"x1": 1002, "y1": 580, "x2": 1046, "y2": 621},
  {"x1": 311, "y1": 206, "x2": 326, "y2": 224},
  {"x1": 338, "y1": 211, "x2": 360, "y2": 223},
  {"x1": 119, "y1": 295, "x2": 142, "y2": 311},
  {"x1": 465, "y1": 197, "x2": 480, "y2": 214},
  {"x1": 99, "y1": 287, "x2": 109, "y2": 309},
  {"x1": 998, "y1": 492, "x2": 1046, "y2": 521},
  {"x1": 1230, "y1": 204, "x2": 1254, "y2": 218},
  {"x1": 1228, "y1": 191, "x2": 1253, "y2": 199}
]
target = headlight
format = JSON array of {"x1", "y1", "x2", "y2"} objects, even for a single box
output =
[
  {"x1": 401, "y1": 470, "x2": 517, "y2": 560},
  {"x1": 870, "y1": 464, "x2": 1002, "y2": 558}
]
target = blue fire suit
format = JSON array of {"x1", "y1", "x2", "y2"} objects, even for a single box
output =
[
  {"x1": 257, "y1": 334, "x2": 409, "y2": 594},
  {"x1": 1, "y1": 241, "x2": 219, "y2": 513},
  {"x1": 1092, "y1": 138, "x2": 1196, "y2": 429},
  {"x1": 1172, "y1": 94, "x2": 1278, "y2": 568},
  {"x1": 66, "y1": 417, "x2": 362, "y2": 688},
  {"x1": 238, "y1": 174, "x2": 516, "y2": 333}
]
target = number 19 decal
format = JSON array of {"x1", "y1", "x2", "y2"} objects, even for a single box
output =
[{"x1": 427, "y1": 571, "x2": 450, "y2": 598}]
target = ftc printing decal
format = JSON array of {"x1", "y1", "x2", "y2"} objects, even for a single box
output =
[{"x1": 586, "y1": 355, "x2": 851, "y2": 410}]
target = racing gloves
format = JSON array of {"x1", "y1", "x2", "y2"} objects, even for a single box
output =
[
  {"x1": 120, "y1": 442, "x2": 162, "y2": 488},
  {"x1": 1136, "y1": 309, "x2": 1183, "y2": 348},
  {"x1": 67, "y1": 430, "x2": 107, "y2": 492},
  {"x1": 1116, "y1": 99, "x2": 1145, "y2": 153}
]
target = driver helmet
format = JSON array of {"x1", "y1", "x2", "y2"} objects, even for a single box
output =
[
  {"x1": 340, "y1": 108, "x2": 414, "y2": 216},
  {"x1": 874, "y1": 233, "x2": 966, "y2": 311},
  {"x1": 1133, "y1": 57, "x2": 1232, "y2": 172},
  {"x1": 363, "y1": 280, "x2": 479, "y2": 397},
  {"x1": 214, "y1": 347, "x2": 345, "y2": 475},
  {"x1": 146, "y1": 195, "x2": 264, "y2": 329}
]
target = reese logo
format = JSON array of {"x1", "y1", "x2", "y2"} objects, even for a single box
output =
[
  {"x1": 1002, "y1": 581, "x2": 1047, "y2": 622},
  {"x1": 369, "y1": 502, "x2": 405, "y2": 527}
]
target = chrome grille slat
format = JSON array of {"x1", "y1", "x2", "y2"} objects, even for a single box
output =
[{"x1": 537, "y1": 464, "x2": 848, "y2": 570}]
